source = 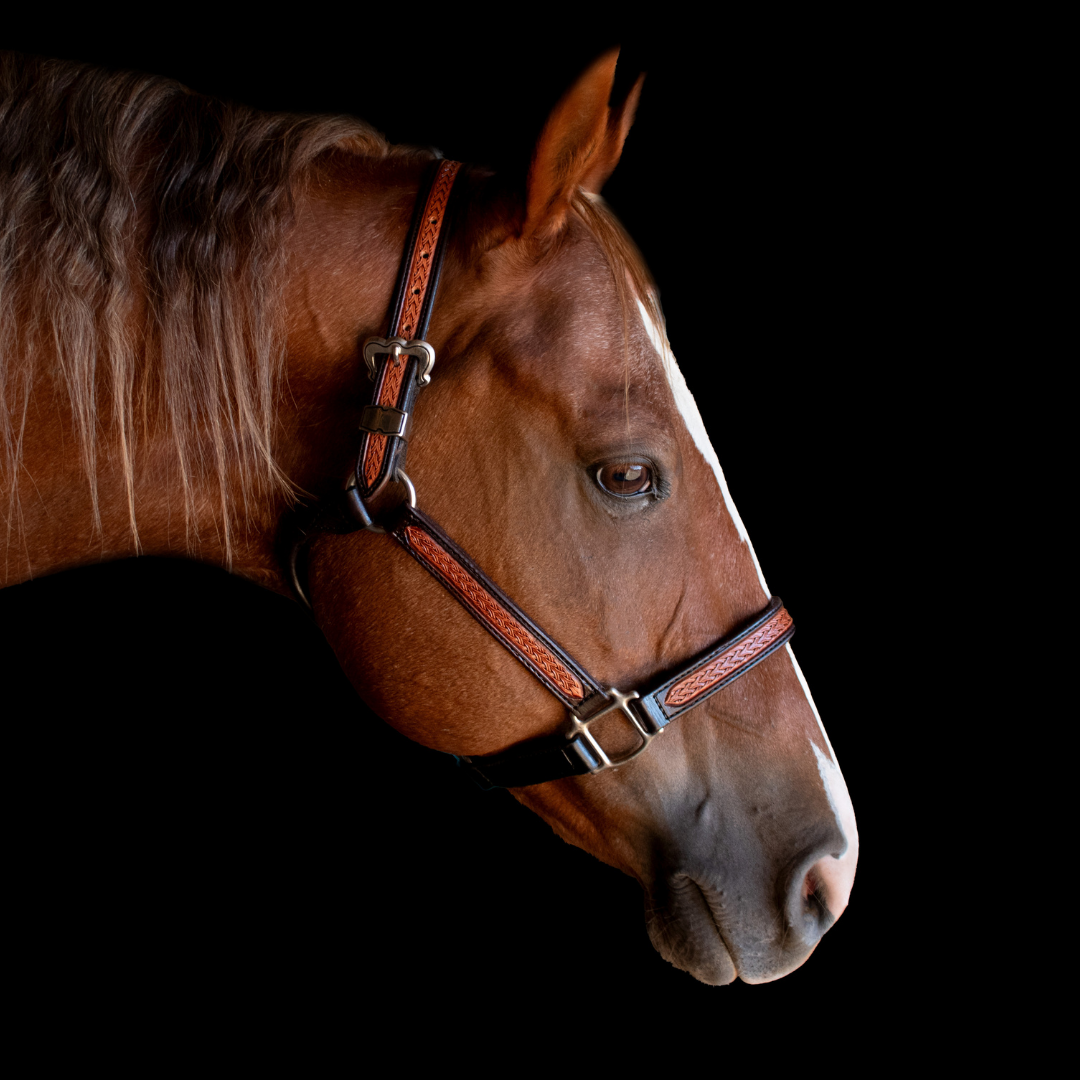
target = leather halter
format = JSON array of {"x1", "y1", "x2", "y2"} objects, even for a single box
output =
[{"x1": 288, "y1": 158, "x2": 795, "y2": 788}]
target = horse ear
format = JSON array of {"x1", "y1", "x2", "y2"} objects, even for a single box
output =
[{"x1": 523, "y1": 50, "x2": 644, "y2": 238}]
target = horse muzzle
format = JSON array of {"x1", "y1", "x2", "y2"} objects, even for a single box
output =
[{"x1": 644, "y1": 829, "x2": 850, "y2": 985}]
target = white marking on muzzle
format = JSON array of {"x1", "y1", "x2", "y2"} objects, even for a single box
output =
[{"x1": 812, "y1": 742, "x2": 859, "y2": 916}]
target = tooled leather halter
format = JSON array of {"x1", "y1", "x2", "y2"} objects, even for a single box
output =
[{"x1": 288, "y1": 159, "x2": 795, "y2": 788}]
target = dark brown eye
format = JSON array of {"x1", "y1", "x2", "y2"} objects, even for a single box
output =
[{"x1": 596, "y1": 462, "x2": 653, "y2": 498}]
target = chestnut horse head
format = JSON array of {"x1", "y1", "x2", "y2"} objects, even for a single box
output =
[{"x1": 0, "y1": 50, "x2": 856, "y2": 984}]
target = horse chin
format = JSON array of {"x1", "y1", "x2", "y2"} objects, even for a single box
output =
[{"x1": 737, "y1": 942, "x2": 820, "y2": 985}]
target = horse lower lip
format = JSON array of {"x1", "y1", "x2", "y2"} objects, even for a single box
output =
[
  {"x1": 645, "y1": 879, "x2": 739, "y2": 986},
  {"x1": 647, "y1": 920, "x2": 738, "y2": 987}
]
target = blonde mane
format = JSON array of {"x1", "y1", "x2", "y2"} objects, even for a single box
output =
[{"x1": 0, "y1": 53, "x2": 401, "y2": 558}]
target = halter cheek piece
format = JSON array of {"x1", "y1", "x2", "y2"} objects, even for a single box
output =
[{"x1": 287, "y1": 160, "x2": 795, "y2": 789}]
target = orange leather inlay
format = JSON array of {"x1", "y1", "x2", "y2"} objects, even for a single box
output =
[
  {"x1": 392, "y1": 161, "x2": 461, "y2": 339},
  {"x1": 362, "y1": 356, "x2": 409, "y2": 488},
  {"x1": 664, "y1": 607, "x2": 793, "y2": 709},
  {"x1": 403, "y1": 525, "x2": 585, "y2": 702}
]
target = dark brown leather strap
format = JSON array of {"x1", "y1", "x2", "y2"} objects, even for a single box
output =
[
  {"x1": 354, "y1": 160, "x2": 461, "y2": 513},
  {"x1": 640, "y1": 598, "x2": 794, "y2": 724},
  {"x1": 391, "y1": 506, "x2": 607, "y2": 712},
  {"x1": 386, "y1": 160, "x2": 461, "y2": 342},
  {"x1": 458, "y1": 598, "x2": 793, "y2": 789}
]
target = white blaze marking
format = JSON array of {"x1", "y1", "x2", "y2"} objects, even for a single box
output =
[
  {"x1": 639, "y1": 298, "x2": 858, "y2": 902},
  {"x1": 637, "y1": 299, "x2": 770, "y2": 598},
  {"x1": 786, "y1": 642, "x2": 839, "y2": 764},
  {"x1": 812, "y1": 743, "x2": 856, "y2": 857}
]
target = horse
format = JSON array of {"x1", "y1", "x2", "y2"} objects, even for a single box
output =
[{"x1": 0, "y1": 48, "x2": 857, "y2": 986}]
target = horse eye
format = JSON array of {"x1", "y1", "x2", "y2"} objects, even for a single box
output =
[{"x1": 596, "y1": 462, "x2": 653, "y2": 498}]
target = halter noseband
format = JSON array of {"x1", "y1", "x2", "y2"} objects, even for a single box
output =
[{"x1": 287, "y1": 159, "x2": 795, "y2": 788}]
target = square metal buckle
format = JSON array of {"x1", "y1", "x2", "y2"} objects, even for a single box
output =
[{"x1": 566, "y1": 689, "x2": 664, "y2": 774}]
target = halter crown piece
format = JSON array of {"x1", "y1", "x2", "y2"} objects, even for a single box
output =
[{"x1": 287, "y1": 160, "x2": 796, "y2": 788}]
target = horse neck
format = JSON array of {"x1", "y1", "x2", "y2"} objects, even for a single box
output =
[{"x1": 0, "y1": 152, "x2": 427, "y2": 592}]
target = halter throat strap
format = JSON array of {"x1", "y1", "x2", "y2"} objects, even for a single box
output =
[{"x1": 287, "y1": 158, "x2": 796, "y2": 788}]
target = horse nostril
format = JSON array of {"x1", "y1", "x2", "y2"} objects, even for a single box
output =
[
  {"x1": 799, "y1": 849, "x2": 855, "y2": 927},
  {"x1": 786, "y1": 849, "x2": 853, "y2": 946},
  {"x1": 802, "y1": 868, "x2": 828, "y2": 919}
]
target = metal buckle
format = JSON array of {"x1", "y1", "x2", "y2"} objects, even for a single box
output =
[
  {"x1": 362, "y1": 337, "x2": 436, "y2": 386},
  {"x1": 566, "y1": 689, "x2": 664, "y2": 774}
]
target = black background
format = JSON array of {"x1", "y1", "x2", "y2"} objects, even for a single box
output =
[{"x1": 1, "y1": 14, "x2": 956, "y2": 1048}]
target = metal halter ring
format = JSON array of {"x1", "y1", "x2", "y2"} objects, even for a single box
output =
[
  {"x1": 357, "y1": 467, "x2": 417, "y2": 534},
  {"x1": 289, "y1": 468, "x2": 418, "y2": 610}
]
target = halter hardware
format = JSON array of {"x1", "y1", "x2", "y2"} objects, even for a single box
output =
[
  {"x1": 285, "y1": 158, "x2": 797, "y2": 788},
  {"x1": 362, "y1": 337, "x2": 435, "y2": 386},
  {"x1": 359, "y1": 404, "x2": 409, "y2": 438},
  {"x1": 342, "y1": 467, "x2": 417, "y2": 532},
  {"x1": 567, "y1": 689, "x2": 663, "y2": 773}
]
